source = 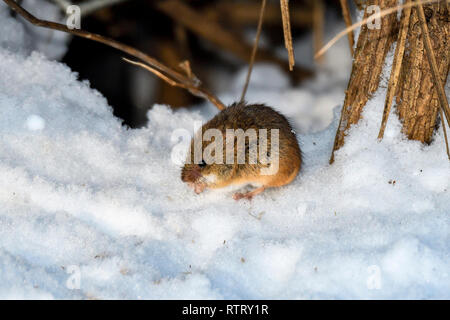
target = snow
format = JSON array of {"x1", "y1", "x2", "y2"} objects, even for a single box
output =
[
  {"x1": 0, "y1": 4, "x2": 449, "y2": 300},
  {"x1": 6, "y1": 0, "x2": 71, "y2": 59},
  {"x1": 25, "y1": 114, "x2": 46, "y2": 131}
]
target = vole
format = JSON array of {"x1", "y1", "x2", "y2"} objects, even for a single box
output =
[{"x1": 181, "y1": 102, "x2": 302, "y2": 200}]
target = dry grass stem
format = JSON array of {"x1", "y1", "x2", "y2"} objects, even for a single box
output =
[
  {"x1": 415, "y1": 0, "x2": 450, "y2": 159},
  {"x1": 378, "y1": 0, "x2": 412, "y2": 140},
  {"x1": 240, "y1": 0, "x2": 267, "y2": 103},
  {"x1": 122, "y1": 58, "x2": 225, "y2": 111},
  {"x1": 314, "y1": 0, "x2": 443, "y2": 60},
  {"x1": 313, "y1": 0, "x2": 325, "y2": 64},
  {"x1": 280, "y1": 0, "x2": 295, "y2": 71},
  {"x1": 339, "y1": 0, "x2": 355, "y2": 56}
]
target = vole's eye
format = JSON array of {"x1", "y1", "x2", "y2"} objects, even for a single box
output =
[{"x1": 198, "y1": 160, "x2": 207, "y2": 168}]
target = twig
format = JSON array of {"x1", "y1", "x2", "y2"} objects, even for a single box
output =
[
  {"x1": 439, "y1": 108, "x2": 450, "y2": 160},
  {"x1": 339, "y1": 0, "x2": 355, "y2": 56},
  {"x1": 329, "y1": 105, "x2": 345, "y2": 164},
  {"x1": 313, "y1": 0, "x2": 325, "y2": 64},
  {"x1": 314, "y1": 0, "x2": 443, "y2": 60},
  {"x1": 378, "y1": 0, "x2": 412, "y2": 140},
  {"x1": 240, "y1": 0, "x2": 267, "y2": 103},
  {"x1": 416, "y1": 0, "x2": 450, "y2": 159},
  {"x1": 123, "y1": 58, "x2": 224, "y2": 111},
  {"x1": 280, "y1": 0, "x2": 295, "y2": 71},
  {"x1": 3, "y1": 0, "x2": 226, "y2": 111}
]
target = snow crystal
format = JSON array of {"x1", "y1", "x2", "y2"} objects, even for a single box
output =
[{"x1": 25, "y1": 114, "x2": 46, "y2": 131}]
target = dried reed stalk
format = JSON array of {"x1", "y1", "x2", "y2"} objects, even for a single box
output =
[
  {"x1": 378, "y1": 0, "x2": 412, "y2": 139},
  {"x1": 240, "y1": 0, "x2": 267, "y2": 102},
  {"x1": 315, "y1": 0, "x2": 443, "y2": 60},
  {"x1": 415, "y1": 0, "x2": 450, "y2": 159},
  {"x1": 313, "y1": 0, "x2": 325, "y2": 64},
  {"x1": 339, "y1": 0, "x2": 355, "y2": 56},
  {"x1": 280, "y1": 0, "x2": 295, "y2": 71}
]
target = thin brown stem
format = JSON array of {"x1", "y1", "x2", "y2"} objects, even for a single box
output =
[
  {"x1": 240, "y1": 0, "x2": 267, "y2": 103},
  {"x1": 280, "y1": 0, "x2": 295, "y2": 71},
  {"x1": 3, "y1": 0, "x2": 226, "y2": 111},
  {"x1": 416, "y1": 0, "x2": 450, "y2": 159},
  {"x1": 339, "y1": 0, "x2": 355, "y2": 56},
  {"x1": 378, "y1": 0, "x2": 412, "y2": 140},
  {"x1": 155, "y1": 0, "x2": 312, "y2": 81},
  {"x1": 416, "y1": 0, "x2": 450, "y2": 123},
  {"x1": 439, "y1": 108, "x2": 450, "y2": 160},
  {"x1": 313, "y1": 0, "x2": 325, "y2": 64},
  {"x1": 315, "y1": 0, "x2": 443, "y2": 60}
]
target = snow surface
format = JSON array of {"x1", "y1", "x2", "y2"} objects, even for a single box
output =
[{"x1": 0, "y1": 3, "x2": 449, "y2": 299}]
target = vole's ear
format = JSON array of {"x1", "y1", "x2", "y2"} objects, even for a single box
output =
[
  {"x1": 228, "y1": 101, "x2": 245, "y2": 108},
  {"x1": 198, "y1": 160, "x2": 207, "y2": 168}
]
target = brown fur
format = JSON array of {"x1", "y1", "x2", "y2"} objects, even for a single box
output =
[{"x1": 181, "y1": 102, "x2": 302, "y2": 199}]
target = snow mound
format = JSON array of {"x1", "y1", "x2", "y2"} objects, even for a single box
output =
[{"x1": 0, "y1": 5, "x2": 449, "y2": 299}]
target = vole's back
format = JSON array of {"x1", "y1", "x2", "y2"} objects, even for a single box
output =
[
  {"x1": 204, "y1": 102, "x2": 295, "y2": 133},
  {"x1": 203, "y1": 102, "x2": 302, "y2": 187}
]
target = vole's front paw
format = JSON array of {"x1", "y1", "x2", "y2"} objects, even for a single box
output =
[
  {"x1": 187, "y1": 182, "x2": 206, "y2": 194},
  {"x1": 194, "y1": 183, "x2": 206, "y2": 194}
]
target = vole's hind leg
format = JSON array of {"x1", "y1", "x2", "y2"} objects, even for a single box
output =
[{"x1": 233, "y1": 186, "x2": 265, "y2": 201}]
